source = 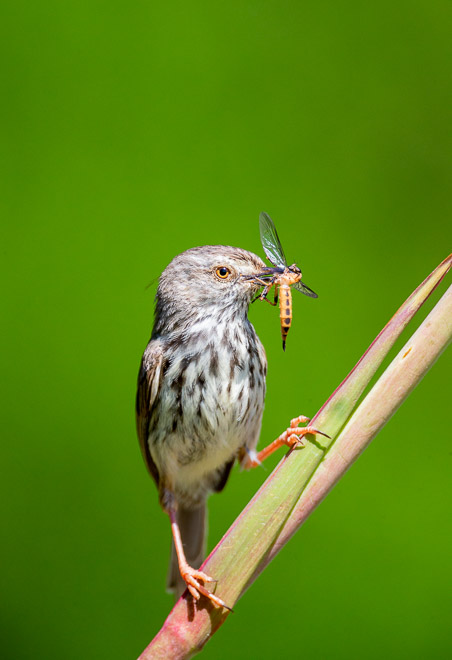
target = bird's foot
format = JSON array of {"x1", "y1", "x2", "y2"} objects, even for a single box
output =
[
  {"x1": 181, "y1": 565, "x2": 232, "y2": 611},
  {"x1": 280, "y1": 415, "x2": 330, "y2": 450},
  {"x1": 241, "y1": 415, "x2": 331, "y2": 469}
]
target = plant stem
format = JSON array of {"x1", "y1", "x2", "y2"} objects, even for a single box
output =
[
  {"x1": 249, "y1": 282, "x2": 452, "y2": 584},
  {"x1": 138, "y1": 264, "x2": 451, "y2": 660}
]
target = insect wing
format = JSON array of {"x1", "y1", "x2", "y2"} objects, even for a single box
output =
[
  {"x1": 293, "y1": 281, "x2": 318, "y2": 298},
  {"x1": 259, "y1": 212, "x2": 288, "y2": 268}
]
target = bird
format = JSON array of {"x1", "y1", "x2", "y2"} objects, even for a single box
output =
[{"x1": 136, "y1": 243, "x2": 324, "y2": 609}]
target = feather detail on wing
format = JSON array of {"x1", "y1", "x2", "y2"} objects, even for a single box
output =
[{"x1": 135, "y1": 340, "x2": 164, "y2": 485}]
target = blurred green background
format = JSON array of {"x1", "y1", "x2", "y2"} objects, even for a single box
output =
[{"x1": 1, "y1": 1, "x2": 451, "y2": 658}]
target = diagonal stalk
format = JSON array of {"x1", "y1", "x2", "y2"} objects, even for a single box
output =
[
  {"x1": 139, "y1": 256, "x2": 451, "y2": 660},
  {"x1": 249, "y1": 281, "x2": 452, "y2": 585}
]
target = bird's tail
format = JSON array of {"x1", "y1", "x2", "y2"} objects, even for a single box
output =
[{"x1": 166, "y1": 502, "x2": 207, "y2": 599}]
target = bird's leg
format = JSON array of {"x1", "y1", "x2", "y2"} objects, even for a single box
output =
[
  {"x1": 241, "y1": 415, "x2": 330, "y2": 469},
  {"x1": 167, "y1": 505, "x2": 231, "y2": 610}
]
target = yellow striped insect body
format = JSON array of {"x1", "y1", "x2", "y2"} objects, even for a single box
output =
[
  {"x1": 255, "y1": 213, "x2": 318, "y2": 351},
  {"x1": 279, "y1": 279, "x2": 296, "y2": 349}
]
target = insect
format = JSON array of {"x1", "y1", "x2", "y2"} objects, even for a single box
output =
[{"x1": 254, "y1": 212, "x2": 318, "y2": 350}]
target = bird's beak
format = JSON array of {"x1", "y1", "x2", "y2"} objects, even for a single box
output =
[{"x1": 243, "y1": 266, "x2": 284, "y2": 283}]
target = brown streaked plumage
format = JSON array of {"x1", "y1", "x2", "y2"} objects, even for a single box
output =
[
  {"x1": 136, "y1": 215, "x2": 322, "y2": 610},
  {"x1": 136, "y1": 245, "x2": 268, "y2": 609}
]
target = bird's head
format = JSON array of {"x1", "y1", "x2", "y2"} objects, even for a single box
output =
[{"x1": 152, "y1": 245, "x2": 270, "y2": 335}]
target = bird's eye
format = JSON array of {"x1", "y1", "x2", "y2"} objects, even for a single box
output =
[{"x1": 215, "y1": 266, "x2": 231, "y2": 279}]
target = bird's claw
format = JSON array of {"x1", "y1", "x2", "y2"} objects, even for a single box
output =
[
  {"x1": 181, "y1": 567, "x2": 232, "y2": 611},
  {"x1": 281, "y1": 415, "x2": 331, "y2": 449}
]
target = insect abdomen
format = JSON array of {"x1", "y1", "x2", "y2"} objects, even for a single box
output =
[{"x1": 279, "y1": 284, "x2": 292, "y2": 351}]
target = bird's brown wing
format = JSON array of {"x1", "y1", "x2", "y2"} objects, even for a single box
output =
[{"x1": 135, "y1": 340, "x2": 164, "y2": 486}]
